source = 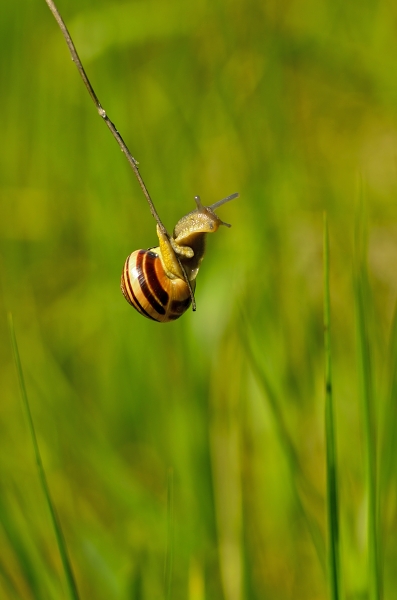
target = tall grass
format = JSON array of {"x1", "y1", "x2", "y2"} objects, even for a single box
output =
[
  {"x1": 8, "y1": 313, "x2": 80, "y2": 600},
  {"x1": 354, "y1": 205, "x2": 381, "y2": 600},
  {"x1": 323, "y1": 214, "x2": 340, "y2": 600}
]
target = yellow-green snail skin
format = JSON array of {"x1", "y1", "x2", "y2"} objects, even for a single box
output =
[{"x1": 121, "y1": 193, "x2": 238, "y2": 322}]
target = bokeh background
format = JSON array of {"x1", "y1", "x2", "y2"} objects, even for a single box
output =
[{"x1": 1, "y1": 0, "x2": 397, "y2": 598}]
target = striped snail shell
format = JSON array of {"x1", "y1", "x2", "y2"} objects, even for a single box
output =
[
  {"x1": 121, "y1": 249, "x2": 195, "y2": 322},
  {"x1": 121, "y1": 192, "x2": 238, "y2": 322}
]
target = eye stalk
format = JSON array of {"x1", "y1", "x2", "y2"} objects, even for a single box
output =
[
  {"x1": 208, "y1": 192, "x2": 239, "y2": 210},
  {"x1": 194, "y1": 192, "x2": 239, "y2": 228}
]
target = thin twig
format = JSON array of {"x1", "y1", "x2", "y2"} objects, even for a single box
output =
[{"x1": 44, "y1": 0, "x2": 196, "y2": 310}]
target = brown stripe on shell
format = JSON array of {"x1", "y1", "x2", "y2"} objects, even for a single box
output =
[
  {"x1": 121, "y1": 257, "x2": 134, "y2": 305},
  {"x1": 143, "y1": 251, "x2": 169, "y2": 308},
  {"x1": 121, "y1": 252, "x2": 160, "y2": 321},
  {"x1": 121, "y1": 255, "x2": 139, "y2": 309},
  {"x1": 170, "y1": 296, "x2": 192, "y2": 313},
  {"x1": 136, "y1": 251, "x2": 166, "y2": 316},
  {"x1": 166, "y1": 286, "x2": 194, "y2": 320},
  {"x1": 167, "y1": 312, "x2": 187, "y2": 321}
]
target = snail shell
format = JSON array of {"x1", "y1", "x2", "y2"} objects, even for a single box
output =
[
  {"x1": 121, "y1": 249, "x2": 194, "y2": 322},
  {"x1": 121, "y1": 193, "x2": 238, "y2": 322}
]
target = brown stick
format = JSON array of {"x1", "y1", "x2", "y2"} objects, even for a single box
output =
[{"x1": 44, "y1": 0, "x2": 196, "y2": 310}]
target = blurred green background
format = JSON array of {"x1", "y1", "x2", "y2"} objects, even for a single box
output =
[{"x1": 1, "y1": 0, "x2": 397, "y2": 598}]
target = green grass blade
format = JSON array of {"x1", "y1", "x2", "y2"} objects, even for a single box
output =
[
  {"x1": 379, "y1": 300, "x2": 397, "y2": 522},
  {"x1": 8, "y1": 313, "x2": 80, "y2": 600},
  {"x1": 0, "y1": 565, "x2": 21, "y2": 600},
  {"x1": 323, "y1": 214, "x2": 341, "y2": 600},
  {"x1": 0, "y1": 490, "x2": 43, "y2": 599},
  {"x1": 354, "y1": 222, "x2": 382, "y2": 600},
  {"x1": 239, "y1": 313, "x2": 311, "y2": 488},
  {"x1": 239, "y1": 319, "x2": 326, "y2": 573},
  {"x1": 164, "y1": 467, "x2": 174, "y2": 600}
]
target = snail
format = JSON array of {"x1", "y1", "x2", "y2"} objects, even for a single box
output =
[
  {"x1": 121, "y1": 192, "x2": 238, "y2": 322},
  {"x1": 43, "y1": 2, "x2": 237, "y2": 323}
]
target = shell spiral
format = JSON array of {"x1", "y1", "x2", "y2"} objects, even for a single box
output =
[{"x1": 121, "y1": 249, "x2": 194, "y2": 322}]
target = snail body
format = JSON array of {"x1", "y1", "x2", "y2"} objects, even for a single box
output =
[{"x1": 121, "y1": 193, "x2": 238, "y2": 322}]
